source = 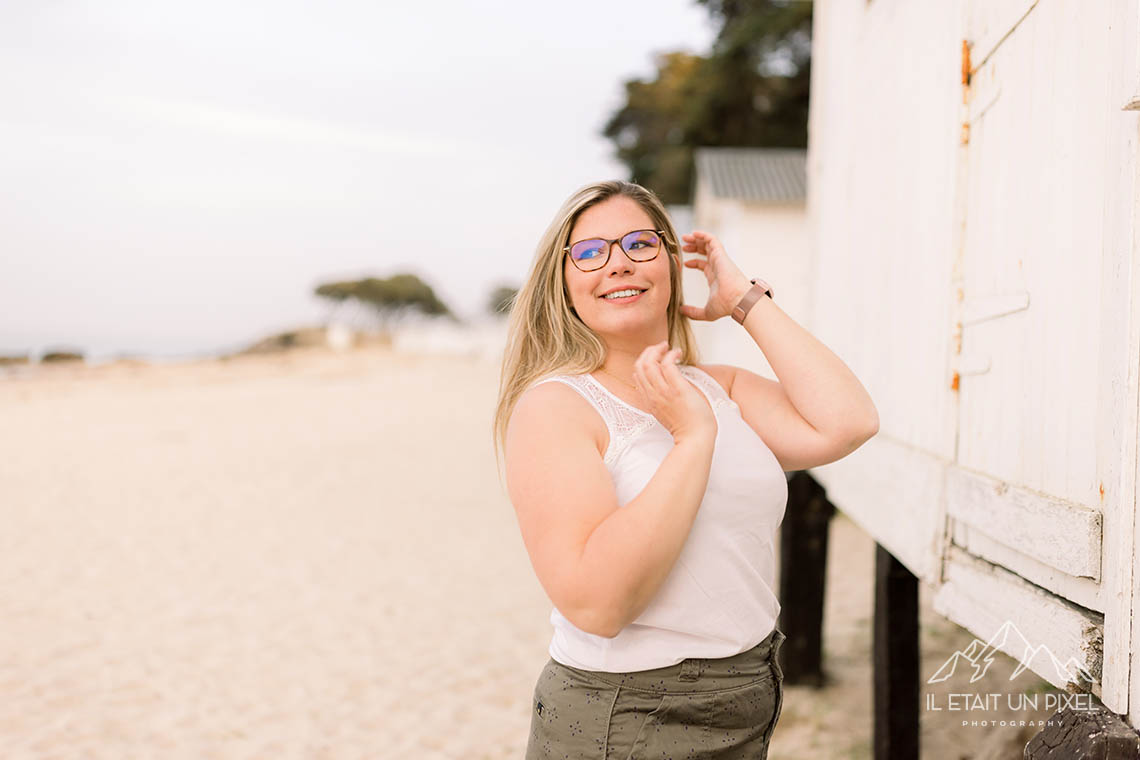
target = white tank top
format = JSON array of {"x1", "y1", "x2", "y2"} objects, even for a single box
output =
[{"x1": 529, "y1": 365, "x2": 787, "y2": 672}]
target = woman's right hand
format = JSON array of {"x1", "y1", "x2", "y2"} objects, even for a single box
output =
[{"x1": 633, "y1": 342, "x2": 718, "y2": 443}]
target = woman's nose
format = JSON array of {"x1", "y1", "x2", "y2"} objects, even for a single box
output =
[{"x1": 605, "y1": 242, "x2": 635, "y2": 274}]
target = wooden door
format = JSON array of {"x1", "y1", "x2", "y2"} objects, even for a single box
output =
[{"x1": 937, "y1": 0, "x2": 1137, "y2": 713}]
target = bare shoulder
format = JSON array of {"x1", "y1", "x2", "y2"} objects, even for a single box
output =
[
  {"x1": 504, "y1": 378, "x2": 624, "y2": 637},
  {"x1": 510, "y1": 378, "x2": 608, "y2": 459},
  {"x1": 693, "y1": 363, "x2": 738, "y2": 396}
]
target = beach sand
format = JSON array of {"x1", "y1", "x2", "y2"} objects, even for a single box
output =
[{"x1": 1, "y1": 346, "x2": 1051, "y2": 758}]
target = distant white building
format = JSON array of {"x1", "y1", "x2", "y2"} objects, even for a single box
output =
[
  {"x1": 390, "y1": 316, "x2": 507, "y2": 364},
  {"x1": 325, "y1": 322, "x2": 354, "y2": 351},
  {"x1": 665, "y1": 204, "x2": 693, "y2": 243},
  {"x1": 686, "y1": 147, "x2": 809, "y2": 378}
]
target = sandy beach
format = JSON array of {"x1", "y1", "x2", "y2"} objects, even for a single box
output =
[{"x1": 1, "y1": 345, "x2": 1053, "y2": 758}]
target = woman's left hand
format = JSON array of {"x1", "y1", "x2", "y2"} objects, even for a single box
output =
[{"x1": 679, "y1": 230, "x2": 754, "y2": 322}]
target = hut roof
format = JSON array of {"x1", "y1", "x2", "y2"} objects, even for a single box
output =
[{"x1": 695, "y1": 147, "x2": 807, "y2": 202}]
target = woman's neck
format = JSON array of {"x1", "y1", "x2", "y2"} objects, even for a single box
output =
[{"x1": 599, "y1": 345, "x2": 673, "y2": 387}]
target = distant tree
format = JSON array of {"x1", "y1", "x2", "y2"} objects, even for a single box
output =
[
  {"x1": 41, "y1": 349, "x2": 84, "y2": 363},
  {"x1": 313, "y1": 273, "x2": 457, "y2": 332},
  {"x1": 603, "y1": 52, "x2": 707, "y2": 207},
  {"x1": 691, "y1": 0, "x2": 812, "y2": 145},
  {"x1": 314, "y1": 281, "x2": 356, "y2": 305},
  {"x1": 316, "y1": 279, "x2": 365, "y2": 328},
  {"x1": 603, "y1": 0, "x2": 812, "y2": 204},
  {"x1": 487, "y1": 284, "x2": 518, "y2": 317}
]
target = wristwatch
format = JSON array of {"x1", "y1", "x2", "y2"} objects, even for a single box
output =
[{"x1": 731, "y1": 278, "x2": 774, "y2": 324}]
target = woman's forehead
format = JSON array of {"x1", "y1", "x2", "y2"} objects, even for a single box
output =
[{"x1": 570, "y1": 196, "x2": 654, "y2": 239}]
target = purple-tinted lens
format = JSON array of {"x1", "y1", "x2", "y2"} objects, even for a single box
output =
[
  {"x1": 622, "y1": 230, "x2": 660, "y2": 257},
  {"x1": 570, "y1": 239, "x2": 607, "y2": 267}
]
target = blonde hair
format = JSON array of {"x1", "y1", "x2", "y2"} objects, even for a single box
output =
[{"x1": 491, "y1": 179, "x2": 700, "y2": 477}]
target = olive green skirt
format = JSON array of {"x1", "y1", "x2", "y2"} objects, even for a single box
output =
[{"x1": 525, "y1": 628, "x2": 786, "y2": 760}]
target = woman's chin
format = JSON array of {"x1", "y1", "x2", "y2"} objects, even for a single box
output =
[{"x1": 589, "y1": 313, "x2": 658, "y2": 337}]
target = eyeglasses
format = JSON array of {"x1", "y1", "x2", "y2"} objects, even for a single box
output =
[{"x1": 563, "y1": 229, "x2": 667, "y2": 272}]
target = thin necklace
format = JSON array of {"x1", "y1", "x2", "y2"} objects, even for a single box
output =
[{"x1": 598, "y1": 368, "x2": 638, "y2": 393}]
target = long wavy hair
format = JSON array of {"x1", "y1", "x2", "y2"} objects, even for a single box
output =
[{"x1": 491, "y1": 180, "x2": 700, "y2": 477}]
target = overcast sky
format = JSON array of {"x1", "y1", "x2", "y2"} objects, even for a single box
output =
[{"x1": 0, "y1": 1, "x2": 716, "y2": 361}]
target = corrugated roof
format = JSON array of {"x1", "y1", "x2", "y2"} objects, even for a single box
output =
[{"x1": 694, "y1": 147, "x2": 807, "y2": 202}]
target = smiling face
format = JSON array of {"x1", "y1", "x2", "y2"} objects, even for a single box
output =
[{"x1": 563, "y1": 194, "x2": 672, "y2": 347}]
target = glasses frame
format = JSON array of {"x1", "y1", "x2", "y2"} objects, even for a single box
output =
[{"x1": 563, "y1": 229, "x2": 670, "y2": 272}]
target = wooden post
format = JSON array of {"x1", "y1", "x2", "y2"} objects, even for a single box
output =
[
  {"x1": 873, "y1": 543, "x2": 919, "y2": 760},
  {"x1": 1023, "y1": 700, "x2": 1140, "y2": 758},
  {"x1": 777, "y1": 471, "x2": 834, "y2": 686}
]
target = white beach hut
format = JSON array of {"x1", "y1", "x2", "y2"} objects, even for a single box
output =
[
  {"x1": 806, "y1": 0, "x2": 1140, "y2": 742},
  {"x1": 686, "y1": 147, "x2": 810, "y2": 379}
]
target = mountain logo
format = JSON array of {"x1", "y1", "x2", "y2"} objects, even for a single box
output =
[{"x1": 927, "y1": 620, "x2": 1095, "y2": 686}]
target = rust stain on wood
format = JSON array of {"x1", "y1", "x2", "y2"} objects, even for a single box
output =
[
  {"x1": 961, "y1": 41, "x2": 972, "y2": 144},
  {"x1": 961, "y1": 40, "x2": 971, "y2": 89}
]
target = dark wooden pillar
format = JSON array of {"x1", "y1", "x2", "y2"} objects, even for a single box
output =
[
  {"x1": 873, "y1": 543, "x2": 919, "y2": 760},
  {"x1": 1024, "y1": 700, "x2": 1140, "y2": 758},
  {"x1": 777, "y1": 471, "x2": 834, "y2": 686}
]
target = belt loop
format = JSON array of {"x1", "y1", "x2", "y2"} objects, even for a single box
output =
[
  {"x1": 678, "y1": 658, "x2": 702, "y2": 681},
  {"x1": 769, "y1": 629, "x2": 786, "y2": 680}
]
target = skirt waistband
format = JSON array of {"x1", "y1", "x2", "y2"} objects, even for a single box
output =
[{"x1": 555, "y1": 627, "x2": 786, "y2": 695}]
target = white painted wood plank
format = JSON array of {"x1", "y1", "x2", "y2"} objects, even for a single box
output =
[
  {"x1": 960, "y1": 290, "x2": 1029, "y2": 326},
  {"x1": 947, "y1": 467, "x2": 1102, "y2": 580},
  {"x1": 934, "y1": 546, "x2": 1102, "y2": 692},
  {"x1": 807, "y1": 0, "x2": 960, "y2": 467},
  {"x1": 1096, "y1": 0, "x2": 1140, "y2": 720},
  {"x1": 951, "y1": 516, "x2": 970, "y2": 548},
  {"x1": 812, "y1": 434, "x2": 945, "y2": 585},
  {"x1": 966, "y1": 0, "x2": 1039, "y2": 69},
  {"x1": 954, "y1": 353, "x2": 991, "y2": 377},
  {"x1": 953, "y1": 519, "x2": 1104, "y2": 612}
]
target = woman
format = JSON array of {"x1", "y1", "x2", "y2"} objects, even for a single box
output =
[{"x1": 493, "y1": 180, "x2": 878, "y2": 759}]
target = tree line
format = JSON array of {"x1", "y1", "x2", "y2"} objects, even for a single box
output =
[{"x1": 313, "y1": 274, "x2": 517, "y2": 328}]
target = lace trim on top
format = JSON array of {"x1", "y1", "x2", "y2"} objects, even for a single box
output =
[{"x1": 533, "y1": 366, "x2": 736, "y2": 468}]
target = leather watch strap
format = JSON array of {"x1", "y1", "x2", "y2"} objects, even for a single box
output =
[{"x1": 731, "y1": 278, "x2": 773, "y2": 325}]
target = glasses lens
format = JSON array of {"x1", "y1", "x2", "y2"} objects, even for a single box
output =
[
  {"x1": 570, "y1": 239, "x2": 608, "y2": 270},
  {"x1": 622, "y1": 230, "x2": 661, "y2": 260}
]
